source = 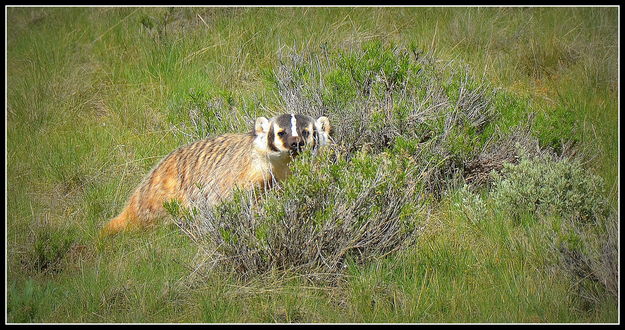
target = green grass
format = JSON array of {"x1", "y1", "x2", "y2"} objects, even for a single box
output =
[{"x1": 6, "y1": 7, "x2": 618, "y2": 323}]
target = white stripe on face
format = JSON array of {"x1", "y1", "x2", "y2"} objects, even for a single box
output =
[{"x1": 291, "y1": 114, "x2": 298, "y2": 137}]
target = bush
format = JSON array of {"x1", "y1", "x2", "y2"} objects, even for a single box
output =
[
  {"x1": 463, "y1": 123, "x2": 541, "y2": 186},
  {"x1": 276, "y1": 42, "x2": 497, "y2": 155},
  {"x1": 491, "y1": 153, "x2": 608, "y2": 223},
  {"x1": 457, "y1": 152, "x2": 616, "y2": 301},
  {"x1": 174, "y1": 148, "x2": 428, "y2": 281},
  {"x1": 556, "y1": 210, "x2": 618, "y2": 301},
  {"x1": 272, "y1": 42, "x2": 503, "y2": 196},
  {"x1": 486, "y1": 152, "x2": 616, "y2": 301}
]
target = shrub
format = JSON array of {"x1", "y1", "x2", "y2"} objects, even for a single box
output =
[
  {"x1": 490, "y1": 153, "x2": 608, "y2": 223},
  {"x1": 556, "y1": 210, "x2": 618, "y2": 301},
  {"x1": 463, "y1": 123, "x2": 541, "y2": 186},
  {"x1": 487, "y1": 151, "x2": 616, "y2": 301},
  {"x1": 173, "y1": 148, "x2": 428, "y2": 281},
  {"x1": 272, "y1": 43, "x2": 501, "y2": 195},
  {"x1": 274, "y1": 43, "x2": 491, "y2": 150},
  {"x1": 458, "y1": 153, "x2": 616, "y2": 301}
]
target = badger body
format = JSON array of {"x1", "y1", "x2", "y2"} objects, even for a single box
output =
[{"x1": 102, "y1": 114, "x2": 331, "y2": 235}]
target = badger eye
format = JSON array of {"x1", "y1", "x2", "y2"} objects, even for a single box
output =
[
  {"x1": 301, "y1": 130, "x2": 309, "y2": 138},
  {"x1": 277, "y1": 131, "x2": 286, "y2": 137}
]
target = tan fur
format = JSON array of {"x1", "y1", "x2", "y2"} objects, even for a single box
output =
[
  {"x1": 102, "y1": 133, "x2": 277, "y2": 236},
  {"x1": 101, "y1": 114, "x2": 331, "y2": 236}
]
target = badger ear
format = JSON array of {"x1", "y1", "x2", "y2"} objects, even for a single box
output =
[
  {"x1": 316, "y1": 116, "x2": 331, "y2": 134},
  {"x1": 255, "y1": 117, "x2": 270, "y2": 135},
  {"x1": 315, "y1": 116, "x2": 332, "y2": 146}
]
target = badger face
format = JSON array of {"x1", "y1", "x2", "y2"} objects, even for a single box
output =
[{"x1": 254, "y1": 114, "x2": 332, "y2": 157}]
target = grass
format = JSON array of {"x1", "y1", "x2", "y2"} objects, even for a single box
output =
[{"x1": 6, "y1": 6, "x2": 619, "y2": 323}]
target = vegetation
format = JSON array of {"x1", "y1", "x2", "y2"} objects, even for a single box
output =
[{"x1": 7, "y1": 7, "x2": 618, "y2": 323}]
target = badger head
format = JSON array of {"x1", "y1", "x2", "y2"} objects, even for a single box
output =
[{"x1": 254, "y1": 114, "x2": 332, "y2": 157}]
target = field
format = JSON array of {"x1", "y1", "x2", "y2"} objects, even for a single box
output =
[{"x1": 6, "y1": 7, "x2": 619, "y2": 323}]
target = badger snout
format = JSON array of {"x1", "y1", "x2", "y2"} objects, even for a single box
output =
[{"x1": 287, "y1": 136, "x2": 305, "y2": 153}]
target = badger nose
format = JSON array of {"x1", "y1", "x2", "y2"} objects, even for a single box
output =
[{"x1": 287, "y1": 136, "x2": 304, "y2": 150}]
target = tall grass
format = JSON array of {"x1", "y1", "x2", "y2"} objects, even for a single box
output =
[{"x1": 6, "y1": 6, "x2": 618, "y2": 323}]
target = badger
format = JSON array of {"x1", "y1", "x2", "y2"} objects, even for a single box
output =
[{"x1": 101, "y1": 114, "x2": 332, "y2": 236}]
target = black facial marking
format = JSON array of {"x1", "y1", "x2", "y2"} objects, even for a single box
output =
[
  {"x1": 268, "y1": 125, "x2": 279, "y2": 152},
  {"x1": 275, "y1": 115, "x2": 293, "y2": 133},
  {"x1": 294, "y1": 115, "x2": 314, "y2": 135},
  {"x1": 312, "y1": 129, "x2": 319, "y2": 149},
  {"x1": 270, "y1": 114, "x2": 319, "y2": 153}
]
